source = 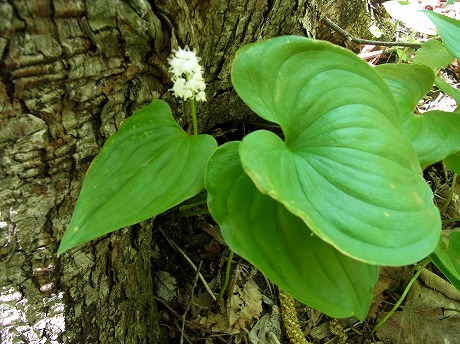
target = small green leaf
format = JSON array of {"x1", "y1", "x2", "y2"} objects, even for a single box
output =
[
  {"x1": 422, "y1": 10, "x2": 460, "y2": 59},
  {"x1": 232, "y1": 36, "x2": 440, "y2": 266},
  {"x1": 444, "y1": 152, "x2": 460, "y2": 174},
  {"x1": 413, "y1": 39, "x2": 454, "y2": 71},
  {"x1": 430, "y1": 230, "x2": 460, "y2": 290},
  {"x1": 206, "y1": 142, "x2": 378, "y2": 320},
  {"x1": 376, "y1": 64, "x2": 460, "y2": 165},
  {"x1": 58, "y1": 100, "x2": 217, "y2": 254}
]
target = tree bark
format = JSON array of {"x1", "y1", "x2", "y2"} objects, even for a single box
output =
[{"x1": 0, "y1": 0, "x2": 371, "y2": 342}]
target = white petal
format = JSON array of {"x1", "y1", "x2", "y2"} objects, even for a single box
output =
[{"x1": 196, "y1": 91, "x2": 206, "y2": 102}]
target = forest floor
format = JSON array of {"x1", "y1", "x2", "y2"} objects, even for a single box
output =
[{"x1": 153, "y1": 1, "x2": 460, "y2": 343}]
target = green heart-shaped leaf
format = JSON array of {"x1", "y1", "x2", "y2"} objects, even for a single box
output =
[
  {"x1": 58, "y1": 100, "x2": 217, "y2": 254},
  {"x1": 430, "y1": 230, "x2": 460, "y2": 290},
  {"x1": 232, "y1": 36, "x2": 440, "y2": 266},
  {"x1": 206, "y1": 142, "x2": 378, "y2": 320},
  {"x1": 413, "y1": 39, "x2": 454, "y2": 71},
  {"x1": 422, "y1": 10, "x2": 460, "y2": 59},
  {"x1": 374, "y1": 64, "x2": 434, "y2": 120},
  {"x1": 376, "y1": 64, "x2": 460, "y2": 165},
  {"x1": 404, "y1": 111, "x2": 460, "y2": 165}
]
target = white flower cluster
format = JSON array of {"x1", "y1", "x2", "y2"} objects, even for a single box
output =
[{"x1": 168, "y1": 47, "x2": 206, "y2": 102}]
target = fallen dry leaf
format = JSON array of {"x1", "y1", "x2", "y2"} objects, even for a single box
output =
[
  {"x1": 154, "y1": 270, "x2": 177, "y2": 302},
  {"x1": 248, "y1": 295, "x2": 281, "y2": 344},
  {"x1": 194, "y1": 278, "x2": 263, "y2": 334},
  {"x1": 368, "y1": 266, "x2": 404, "y2": 319},
  {"x1": 229, "y1": 279, "x2": 263, "y2": 330},
  {"x1": 420, "y1": 268, "x2": 460, "y2": 301},
  {"x1": 376, "y1": 279, "x2": 460, "y2": 344}
]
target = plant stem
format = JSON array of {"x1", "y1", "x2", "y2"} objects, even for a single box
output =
[
  {"x1": 441, "y1": 173, "x2": 457, "y2": 214},
  {"x1": 371, "y1": 258, "x2": 430, "y2": 334},
  {"x1": 322, "y1": 16, "x2": 422, "y2": 48},
  {"x1": 442, "y1": 217, "x2": 460, "y2": 224},
  {"x1": 190, "y1": 97, "x2": 198, "y2": 136},
  {"x1": 176, "y1": 209, "x2": 210, "y2": 217},
  {"x1": 216, "y1": 250, "x2": 234, "y2": 303},
  {"x1": 179, "y1": 200, "x2": 208, "y2": 211}
]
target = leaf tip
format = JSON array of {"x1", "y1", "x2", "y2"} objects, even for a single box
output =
[{"x1": 57, "y1": 226, "x2": 80, "y2": 256}]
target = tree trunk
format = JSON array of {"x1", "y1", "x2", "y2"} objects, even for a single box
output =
[{"x1": 0, "y1": 0, "x2": 371, "y2": 342}]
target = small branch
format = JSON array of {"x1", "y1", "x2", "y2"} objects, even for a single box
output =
[
  {"x1": 176, "y1": 323, "x2": 193, "y2": 344},
  {"x1": 440, "y1": 172, "x2": 457, "y2": 214},
  {"x1": 322, "y1": 16, "x2": 422, "y2": 48},
  {"x1": 160, "y1": 228, "x2": 217, "y2": 301},
  {"x1": 155, "y1": 296, "x2": 182, "y2": 319},
  {"x1": 181, "y1": 261, "x2": 202, "y2": 344}
]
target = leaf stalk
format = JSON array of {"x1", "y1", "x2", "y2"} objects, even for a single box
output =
[
  {"x1": 371, "y1": 258, "x2": 430, "y2": 334},
  {"x1": 190, "y1": 97, "x2": 198, "y2": 136}
]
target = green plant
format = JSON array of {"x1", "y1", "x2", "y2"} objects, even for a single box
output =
[{"x1": 58, "y1": 13, "x2": 460, "y2": 321}]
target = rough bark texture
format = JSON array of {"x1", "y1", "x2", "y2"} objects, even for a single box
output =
[{"x1": 0, "y1": 0, "x2": 371, "y2": 342}]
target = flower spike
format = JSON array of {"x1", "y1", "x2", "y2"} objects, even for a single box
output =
[{"x1": 168, "y1": 47, "x2": 206, "y2": 102}]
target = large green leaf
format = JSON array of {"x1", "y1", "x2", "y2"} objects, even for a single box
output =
[
  {"x1": 58, "y1": 100, "x2": 217, "y2": 254},
  {"x1": 430, "y1": 230, "x2": 460, "y2": 291},
  {"x1": 376, "y1": 64, "x2": 460, "y2": 165},
  {"x1": 422, "y1": 10, "x2": 460, "y2": 59},
  {"x1": 232, "y1": 36, "x2": 440, "y2": 266},
  {"x1": 206, "y1": 142, "x2": 378, "y2": 320}
]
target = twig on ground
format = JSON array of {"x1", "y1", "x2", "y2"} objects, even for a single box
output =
[
  {"x1": 155, "y1": 296, "x2": 182, "y2": 319},
  {"x1": 181, "y1": 261, "x2": 202, "y2": 344},
  {"x1": 322, "y1": 16, "x2": 422, "y2": 48},
  {"x1": 155, "y1": 296, "x2": 195, "y2": 343},
  {"x1": 160, "y1": 228, "x2": 217, "y2": 301},
  {"x1": 440, "y1": 172, "x2": 458, "y2": 214},
  {"x1": 175, "y1": 323, "x2": 192, "y2": 344},
  {"x1": 155, "y1": 296, "x2": 209, "y2": 332}
]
